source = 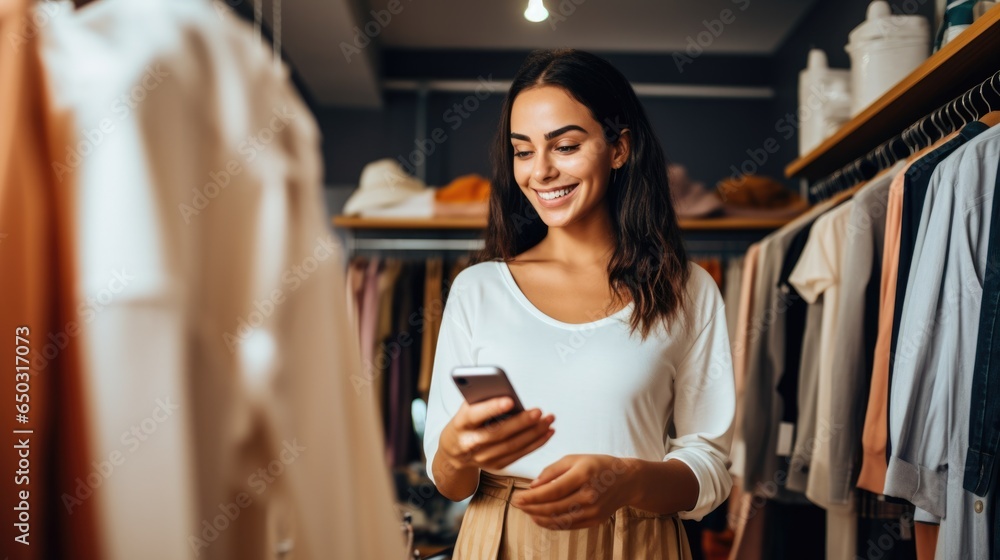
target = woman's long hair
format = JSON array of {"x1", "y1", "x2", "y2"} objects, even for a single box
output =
[{"x1": 476, "y1": 48, "x2": 690, "y2": 339}]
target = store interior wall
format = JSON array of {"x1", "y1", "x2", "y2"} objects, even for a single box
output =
[{"x1": 321, "y1": 0, "x2": 937, "y2": 213}]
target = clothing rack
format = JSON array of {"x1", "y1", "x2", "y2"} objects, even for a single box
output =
[{"x1": 809, "y1": 68, "x2": 1000, "y2": 202}]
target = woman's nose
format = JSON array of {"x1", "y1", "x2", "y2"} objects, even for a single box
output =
[{"x1": 531, "y1": 151, "x2": 556, "y2": 184}]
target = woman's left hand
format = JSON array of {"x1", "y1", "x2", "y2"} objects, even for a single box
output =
[{"x1": 510, "y1": 454, "x2": 636, "y2": 530}]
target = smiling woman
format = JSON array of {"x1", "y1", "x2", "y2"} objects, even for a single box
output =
[{"x1": 421, "y1": 49, "x2": 737, "y2": 560}]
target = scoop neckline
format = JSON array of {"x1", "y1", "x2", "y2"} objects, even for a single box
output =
[{"x1": 496, "y1": 261, "x2": 634, "y2": 330}]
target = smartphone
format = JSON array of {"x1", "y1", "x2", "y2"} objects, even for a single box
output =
[{"x1": 451, "y1": 366, "x2": 525, "y2": 422}]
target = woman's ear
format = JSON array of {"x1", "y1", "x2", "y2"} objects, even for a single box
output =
[{"x1": 612, "y1": 128, "x2": 631, "y2": 168}]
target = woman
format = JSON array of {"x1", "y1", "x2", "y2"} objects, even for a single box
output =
[{"x1": 423, "y1": 49, "x2": 735, "y2": 560}]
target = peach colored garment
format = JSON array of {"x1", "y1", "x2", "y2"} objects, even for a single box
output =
[
  {"x1": 856, "y1": 132, "x2": 960, "y2": 495},
  {"x1": 856, "y1": 163, "x2": 910, "y2": 493},
  {"x1": 0, "y1": 0, "x2": 100, "y2": 556}
]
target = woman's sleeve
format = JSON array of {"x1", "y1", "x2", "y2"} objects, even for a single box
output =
[
  {"x1": 422, "y1": 281, "x2": 476, "y2": 487},
  {"x1": 664, "y1": 305, "x2": 736, "y2": 521}
]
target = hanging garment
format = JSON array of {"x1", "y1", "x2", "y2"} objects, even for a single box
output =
[
  {"x1": 964, "y1": 148, "x2": 1000, "y2": 560},
  {"x1": 345, "y1": 257, "x2": 367, "y2": 345},
  {"x1": 884, "y1": 124, "x2": 1000, "y2": 558},
  {"x1": 374, "y1": 259, "x2": 404, "y2": 422},
  {"x1": 857, "y1": 129, "x2": 964, "y2": 495},
  {"x1": 0, "y1": 0, "x2": 100, "y2": 556},
  {"x1": 885, "y1": 122, "x2": 990, "y2": 456},
  {"x1": 772, "y1": 220, "x2": 817, "y2": 494},
  {"x1": 788, "y1": 201, "x2": 858, "y2": 560},
  {"x1": 723, "y1": 256, "x2": 744, "y2": 351},
  {"x1": 729, "y1": 244, "x2": 760, "y2": 486},
  {"x1": 424, "y1": 262, "x2": 735, "y2": 522},
  {"x1": 826, "y1": 162, "x2": 906, "y2": 504},
  {"x1": 39, "y1": 0, "x2": 405, "y2": 558},
  {"x1": 386, "y1": 261, "x2": 424, "y2": 468},
  {"x1": 359, "y1": 257, "x2": 383, "y2": 392},
  {"x1": 419, "y1": 257, "x2": 445, "y2": 400},
  {"x1": 787, "y1": 297, "x2": 825, "y2": 494},
  {"x1": 739, "y1": 196, "x2": 840, "y2": 500}
]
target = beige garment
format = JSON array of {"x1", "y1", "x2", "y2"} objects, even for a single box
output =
[
  {"x1": 726, "y1": 244, "x2": 760, "y2": 557},
  {"x1": 418, "y1": 257, "x2": 444, "y2": 400},
  {"x1": 0, "y1": 0, "x2": 101, "y2": 556},
  {"x1": 40, "y1": 0, "x2": 405, "y2": 558},
  {"x1": 728, "y1": 243, "x2": 761, "y2": 484},
  {"x1": 454, "y1": 472, "x2": 693, "y2": 560}
]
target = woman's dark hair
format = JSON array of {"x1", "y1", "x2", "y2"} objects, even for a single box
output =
[{"x1": 475, "y1": 48, "x2": 690, "y2": 339}]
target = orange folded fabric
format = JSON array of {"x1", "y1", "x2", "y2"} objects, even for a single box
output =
[{"x1": 435, "y1": 174, "x2": 490, "y2": 203}]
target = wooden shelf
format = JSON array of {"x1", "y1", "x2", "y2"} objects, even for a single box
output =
[
  {"x1": 332, "y1": 216, "x2": 486, "y2": 230},
  {"x1": 333, "y1": 215, "x2": 795, "y2": 231},
  {"x1": 785, "y1": 5, "x2": 1000, "y2": 180}
]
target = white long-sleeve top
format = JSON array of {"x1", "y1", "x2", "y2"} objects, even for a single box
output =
[{"x1": 423, "y1": 260, "x2": 735, "y2": 520}]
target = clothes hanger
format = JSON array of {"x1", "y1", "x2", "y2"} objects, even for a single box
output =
[{"x1": 978, "y1": 70, "x2": 1000, "y2": 127}]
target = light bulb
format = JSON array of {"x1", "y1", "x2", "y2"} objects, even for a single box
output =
[{"x1": 524, "y1": 0, "x2": 549, "y2": 22}]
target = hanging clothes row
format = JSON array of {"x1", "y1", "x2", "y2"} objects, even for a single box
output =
[
  {"x1": 0, "y1": 0, "x2": 406, "y2": 558},
  {"x1": 727, "y1": 82, "x2": 1000, "y2": 560}
]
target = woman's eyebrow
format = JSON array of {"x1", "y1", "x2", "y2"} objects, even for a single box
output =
[{"x1": 510, "y1": 124, "x2": 588, "y2": 142}]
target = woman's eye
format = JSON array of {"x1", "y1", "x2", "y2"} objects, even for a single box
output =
[
  {"x1": 513, "y1": 150, "x2": 533, "y2": 159},
  {"x1": 556, "y1": 144, "x2": 580, "y2": 153}
]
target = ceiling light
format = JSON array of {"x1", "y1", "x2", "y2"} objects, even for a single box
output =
[{"x1": 524, "y1": 0, "x2": 549, "y2": 22}]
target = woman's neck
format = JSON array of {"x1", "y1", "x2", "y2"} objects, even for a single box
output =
[{"x1": 538, "y1": 204, "x2": 616, "y2": 268}]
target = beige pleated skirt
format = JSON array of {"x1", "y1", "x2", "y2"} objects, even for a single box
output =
[{"x1": 452, "y1": 471, "x2": 693, "y2": 560}]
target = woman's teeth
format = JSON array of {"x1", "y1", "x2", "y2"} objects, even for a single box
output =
[{"x1": 538, "y1": 185, "x2": 576, "y2": 200}]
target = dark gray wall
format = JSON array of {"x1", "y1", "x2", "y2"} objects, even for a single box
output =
[
  {"x1": 319, "y1": 0, "x2": 938, "y2": 197},
  {"x1": 319, "y1": 50, "x2": 779, "y2": 193}
]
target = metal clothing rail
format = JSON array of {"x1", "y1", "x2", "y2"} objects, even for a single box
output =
[{"x1": 808, "y1": 68, "x2": 1000, "y2": 202}]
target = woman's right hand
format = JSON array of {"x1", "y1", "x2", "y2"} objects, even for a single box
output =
[{"x1": 439, "y1": 397, "x2": 555, "y2": 472}]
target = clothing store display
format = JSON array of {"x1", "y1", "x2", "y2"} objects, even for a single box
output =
[
  {"x1": 344, "y1": 158, "x2": 432, "y2": 216},
  {"x1": 740, "y1": 197, "x2": 837, "y2": 497},
  {"x1": 885, "y1": 122, "x2": 989, "y2": 427},
  {"x1": 885, "y1": 124, "x2": 1000, "y2": 558},
  {"x1": 39, "y1": 0, "x2": 405, "y2": 558},
  {"x1": 424, "y1": 261, "x2": 735, "y2": 522},
  {"x1": 9, "y1": 0, "x2": 996, "y2": 555},
  {"x1": 669, "y1": 164, "x2": 724, "y2": 218},
  {"x1": 453, "y1": 472, "x2": 692, "y2": 560}
]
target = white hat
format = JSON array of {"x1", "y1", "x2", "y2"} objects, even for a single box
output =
[{"x1": 343, "y1": 159, "x2": 429, "y2": 215}]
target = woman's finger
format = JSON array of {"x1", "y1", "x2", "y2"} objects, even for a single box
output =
[{"x1": 479, "y1": 424, "x2": 555, "y2": 469}]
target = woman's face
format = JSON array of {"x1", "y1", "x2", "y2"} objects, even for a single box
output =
[{"x1": 509, "y1": 85, "x2": 627, "y2": 228}]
